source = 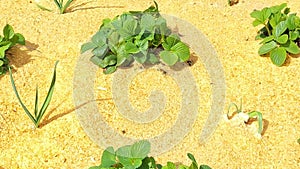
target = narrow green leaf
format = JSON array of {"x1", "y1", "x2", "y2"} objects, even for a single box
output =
[
  {"x1": 9, "y1": 67, "x2": 37, "y2": 126},
  {"x1": 199, "y1": 165, "x2": 212, "y2": 169},
  {"x1": 187, "y1": 153, "x2": 198, "y2": 166},
  {"x1": 270, "y1": 47, "x2": 286, "y2": 66},
  {"x1": 3, "y1": 24, "x2": 14, "y2": 40},
  {"x1": 34, "y1": 86, "x2": 39, "y2": 119},
  {"x1": 160, "y1": 51, "x2": 178, "y2": 66},
  {"x1": 61, "y1": 0, "x2": 73, "y2": 14},
  {"x1": 35, "y1": 61, "x2": 59, "y2": 127},
  {"x1": 258, "y1": 41, "x2": 277, "y2": 55}
]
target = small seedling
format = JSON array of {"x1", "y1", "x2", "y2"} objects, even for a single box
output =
[
  {"x1": 250, "y1": 3, "x2": 300, "y2": 66},
  {"x1": 297, "y1": 138, "x2": 300, "y2": 144},
  {"x1": 9, "y1": 61, "x2": 59, "y2": 128},
  {"x1": 0, "y1": 24, "x2": 25, "y2": 75},
  {"x1": 226, "y1": 99, "x2": 264, "y2": 136},
  {"x1": 90, "y1": 140, "x2": 211, "y2": 169},
  {"x1": 81, "y1": 1, "x2": 190, "y2": 74},
  {"x1": 35, "y1": 0, "x2": 74, "y2": 14}
]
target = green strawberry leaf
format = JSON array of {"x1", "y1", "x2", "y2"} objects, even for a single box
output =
[
  {"x1": 270, "y1": 47, "x2": 286, "y2": 66},
  {"x1": 273, "y1": 21, "x2": 287, "y2": 38},
  {"x1": 125, "y1": 42, "x2": 139, "y2": 54},
  {"x1": 160, "y1": 50, "x2": 178, "y2": 66},
  {"x1": 99, "y1": 147, "x2": 117, "y2": 168},
  {"x1": 171, "y1": 42, "x2": 190, "y2": 62},
  {"x1": 258, "y1": 41, "x2": 277, "y2": 55},
  {"x1": 104, "y1": 66, "x2": 117, "y2": 74},
  {"x1": 0, "y1": 43, "x2": 11, "y2": 58},
  {"x1": 3, "y1": 24, "x2": 14, "y2": 40},
  {"x1": 81, "y1": 42, "x2": 98, "y2": 53},
  {"x1": 131, "y1": 140, "x2": 150, "y2": 159},
  {"x1": 284, "y1": 41, "x2": 300, "y2": 54},
  {"x1": 275, "y1": 34, "x2": 288, "y2": 44}
]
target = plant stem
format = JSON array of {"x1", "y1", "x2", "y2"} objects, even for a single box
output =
[
  {"x1": 248, "y1": 111, "x2": 263, "y2": 134},
  {"x1": 264, "y1": 23, "x2": 272, "y2": 36}
]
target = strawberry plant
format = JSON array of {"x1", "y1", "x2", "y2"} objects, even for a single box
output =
[
  {"x1": 81, "y1": 1, "x2": 190, "y2": 74},
  {"x1": 89, "y1": 140, "x2": 211, "y2": 169},
  {"x1": 9, "y1": 61, "x2": 59, "y2": 128},
  {"x1": 0, "y1": 24, "x2": 25, "y2": 76},
  {"x1": 250, "y1": 3, "x2": 300, "y2": 66}
]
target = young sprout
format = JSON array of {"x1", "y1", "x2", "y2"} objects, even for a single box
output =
[
  {"x1": 54, "y1": 0, "x2": 74, "y2": 14},
  {"x1": 35, "y1": 0, "x2": 74, "y2": 14},
  {"x1": 227, "y1": 99, "x2": 264, "y2": 136},
  {"x1": 9, "y1": 61, "x2": 59, "y2": 128}
]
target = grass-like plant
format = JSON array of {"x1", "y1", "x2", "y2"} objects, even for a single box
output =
[
  {"x1": 9, "y1": 61, "x2": 59, "y2": 128},
  {"x1": 90, "y1": 140, "x2": 211, "y2": 169},
  {"x1": 227, "y1": 100, "x2": 263, "y2": 135},
  {"x1": 81, "y1": 1, "x2": 190, "y2": 74},
  {"x1": 35, "y1": 0, "x2": 73, "y2": 14},
  {"x1": 250, "y1": 3, "x2": 300, "y2": 66},
  {"x1": 0, "y1": 24, "x2": 25, "y2": 76}
]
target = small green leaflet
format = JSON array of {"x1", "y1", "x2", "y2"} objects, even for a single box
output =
[{"x1": 270, "y1": 47, "x2": 286, "y2": 66}]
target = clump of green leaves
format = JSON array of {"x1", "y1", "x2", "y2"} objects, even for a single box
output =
[
  {"x1": 81, "y1": 1, "x2": 190, "y2": 74},
  {"x1": 35, "y1": 0, "x2": 73, "y2": 14},
  {"x1": 227, "y1": 99, "x2": 264, "y2": 136},
  {"x1": 90, "y1": 140, "x2": 211, "y2": 169},
  {"x1": 0, "y1": 24, "x2": 25, "y2": 76},
  {"x1": 9, "y1": 61, "x2": 59, "y2": 128},
  {"x1": 250, "y1": 3, "x2": 300, "y2": 66}
]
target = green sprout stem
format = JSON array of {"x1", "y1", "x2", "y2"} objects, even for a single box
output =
[
  {"x1": 9, "y1": 61, "x2": 59, "y2": 128},
  {"x1": 264, "y1": 23, "x2": 272, "y2": 36},
  {"x1": 227, "y1": 99, "x2": 264, "y2": 135},
  {"x1": 227, "y1": 99, "x2": 242, "y2": 118},
  {"x1": 248, "y1": 111, "x2": 263, "y2": 135}
]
